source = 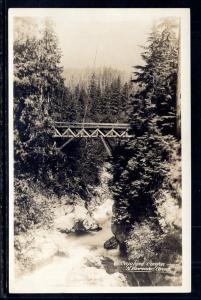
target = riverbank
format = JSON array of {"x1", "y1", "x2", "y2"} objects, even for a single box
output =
[{"x1": 13, "y1": 197, "x2": 128, "y2": 292}]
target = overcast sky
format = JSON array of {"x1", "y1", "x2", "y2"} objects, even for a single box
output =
[
  {"x1": 12, "y1": 9, "x2": 183, "y2": 74},
  {"x1": 53, "y1": 11, "x2": 156, "y2": 73}
]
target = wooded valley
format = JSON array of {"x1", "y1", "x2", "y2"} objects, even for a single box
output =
[{"x1": 13, "y1": 16, "x2": 182, "y2": 288}]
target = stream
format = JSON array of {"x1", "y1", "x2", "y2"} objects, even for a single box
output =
[{"x1": 13, "y1": 199, "x2": 128, "y2": 292}]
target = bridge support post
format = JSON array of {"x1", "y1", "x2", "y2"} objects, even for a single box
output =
[
  {"x1": 100, "y1": 136, "x2": 112, "y2": 157},
  {"x1": 58, "y1": 137, "x2": 74, "y2": 151}
]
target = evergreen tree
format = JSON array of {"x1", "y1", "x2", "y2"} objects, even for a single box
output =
[
  {"x1": 119, "y1": 82, "x2": 132, "y2": 122},
  {"x1": 77, "y1": 86, "x2": 88, "y2": 122},
  {"x1": 110, "y1": 18, "x2": 180, "y2": 252},
  {"x1": 14, "y1": 18, "x2": 65, "y2": 180},
  {"x1": 101, "y1": 84, "x2": 112, "y2": 122},
  {"x1": 59, "y1": 87, "x2": 74, "y2": 121},
  {"x1": 111, "y1": 97, "x2": 168, "y2": 226},
  {"x1": 133, "y1": 19, "x2": 179, "y2": 136},
  {"x1": 110, "y1": 76, "x2": 121, "y2": 121},
  {"x1": 87, "y1": 73, "x2": 97, "y2": 121},
  {"x1": 38, "y1": 19, "x2": 65, "y2": 117}
]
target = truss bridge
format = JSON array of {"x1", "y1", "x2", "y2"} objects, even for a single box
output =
[
  {"x1": 53, "y1": 122, "x2": 133, "y2": 156},
  {"x1": 53, "y1": 122, "x2": 133, "y2": 138}
]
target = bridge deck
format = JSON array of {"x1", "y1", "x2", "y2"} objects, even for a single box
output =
[{"x1": 54, "y1": 122, "x2": 130, "y2": 129}]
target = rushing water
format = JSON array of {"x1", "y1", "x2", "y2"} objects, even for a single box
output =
[{"x1": 13, "y1": 199, "x2": 128, "y2": 292}]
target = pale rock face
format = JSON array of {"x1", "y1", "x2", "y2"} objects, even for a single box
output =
[
  {"x1": 55, "y1": 203, "x2": 101, "y2": 233},
  {"x1": 92, "y1": 198, "x2": 113, "y2": 224},
  {"x1": 64, "y1": 255, "x2": 127, "y2": 287},
  {"x1": 65, "y1": 265, "x2": 127, "y2": 287},
  {"x1": 14, "y1": 229, "x2": 70, "y2": 276},
  {"x1": 84, "y1": 255, "x2": 104, "y2": 269}
]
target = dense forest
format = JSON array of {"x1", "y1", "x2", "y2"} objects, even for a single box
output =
[
  {"x1": 13, "y1": 17, "x2": 181, "y2": 287},
  {"x1": 110, "y1": 19, "x2": 181, "y2": 285}
]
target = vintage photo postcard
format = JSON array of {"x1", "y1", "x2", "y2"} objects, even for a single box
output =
[{"x1": 8, "y1": 8, "x2": 191, "y2": 293}]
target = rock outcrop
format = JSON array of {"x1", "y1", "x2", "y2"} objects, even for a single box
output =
[
  {"x1": 111, "y1": 206, "x2": 131, "y2": 256},
  {"x1": 71, "y1": 219, "x2": 102, "y2": 233},
  {"x1": 55, "y1": 203, "x2": 101, "y2": 233},
  {"x1": 104, "y1": 236, "x2": 118, "y2": 250}
]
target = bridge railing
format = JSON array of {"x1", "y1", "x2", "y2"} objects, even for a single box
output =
[{"x1": 53, "y1": 122, "x2": 133, "y2": 138}]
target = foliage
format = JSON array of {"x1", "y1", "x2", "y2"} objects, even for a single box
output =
[
  {"x1": 110, "y1": 18, "x2": 181, "y2": 275},
  {"x1": 125, "y1": 219, "x2": 182, "y2": 284},
  {"x1": 13, "y1": 18, "x2": 76, "y2": 234},
  {"x1": 154, "y1": 137, "x2": 181, "y2": 232},
  {"x1": 111, "y1": 98, "x2": 174, "y2": 224},
  {"x1": 133, "y1": 18, "x2": 179, "y2": 136},
  {"x1": 14, "y1": 178, "x2": 54, "y2": 234},
  {"x1": 14, "y1": 17, "x2": 182, "y2": 286},
  {"x1": 60, "y1": 72, "x2": 132, "y2": 123},
  {"x1": 125, "y1": 138, "x2": 181, "y2": 262},
  {"x1": 13, "y1": 17, "x2": 133, "y2": 235},
  {"x1": 14, "y1": 18, "x2": 65, "y2": 179}
]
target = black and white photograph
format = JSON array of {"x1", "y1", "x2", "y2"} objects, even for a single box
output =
[{"x1": 8, "y1": 8, "x2": 190, "y2": 293}]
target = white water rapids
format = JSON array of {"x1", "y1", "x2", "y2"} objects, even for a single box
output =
[{"x1": 13, "y1": 199, "x2": 128, "y2": 292}]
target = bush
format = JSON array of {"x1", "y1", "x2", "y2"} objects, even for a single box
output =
[
  {"x1": 126, "y1": 220, "x2": 162, "y2": 262},
  {"x1": 126, "y1": 220, "x2": 181, "y2": 263},
  {"x1": 14, "y1": 178, "x2": 54, "y2": 234}
]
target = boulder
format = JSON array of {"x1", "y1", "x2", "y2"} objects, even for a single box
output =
[
  {"x1": 101, "y1": 256, "x2": 116, "y2": 274},
  {"x1": 55, "y1": 203, "x2": 102, "y2": 233},
  {"x1": 104, "y1": 236, "x2": 118, "y2": 250},
  {"x1": 72, "y1": 219, "x2": 101, "y2": 233},
  {"x1": 84, "y1": 256, "x2": 103, "y2": 269},
  {"x1": 84, "y1": 256, "x2": 117, "y2": 275}
]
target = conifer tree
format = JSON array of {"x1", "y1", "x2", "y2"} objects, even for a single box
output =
[
  {"x1": 110, "y1": 18, "x2": 180, "y2": 247},
  {"x1": 133, "y1": 19, "x2": 179, "y2": 136},
  {"x1": 14, "y1": 18, "x2": 65, "y2": 179},
  {"x1": 88, "y1": 73, "x2": 103, "y2": 122},
  {"x1": 119, "y1": 82, "x2": 132, "y2": 122},
  {"x1": 101, "y1": 84, "x2": 112, "y2": 122},
  {"x1": 110, "y1": 76, "x2": 121, "y2": 121}
]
